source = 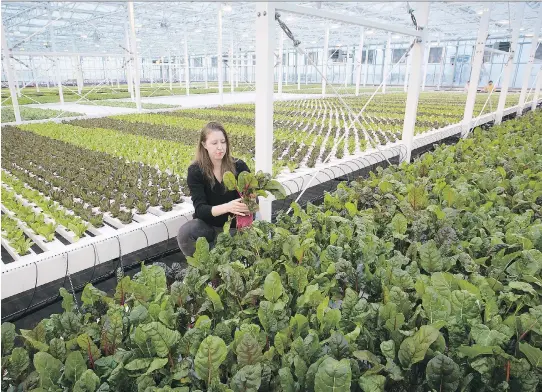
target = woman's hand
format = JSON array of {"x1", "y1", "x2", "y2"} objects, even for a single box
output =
[{"x1": 227, "y1": 199, "x2": 250, "y2": 216}]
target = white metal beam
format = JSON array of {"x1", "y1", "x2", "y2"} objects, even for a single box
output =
[
  {"x1": 400, "y1": 2, "x2": 430, "y2": 163},
  {"x1": 1, "y1": 21, "x2": 22, "y2": 124},
  {"x1": 124, "y1": 22, "x2": 134, "y2": 101},
  {"x1": 518, "y1": 8, "x2": 542, "y2": 115},
  {"x1": 363, "y1": 43, "x2": 369, "y2": 86},
  {"x1": 355, "y1": 28, "x2": 364, "y2": 96},
  {"x1": 255, "y1": 2, "x2": 276, "y2": 221},
  {"x1": 495, "y1": 3, "x2": 525, "y2": 124},
  {"x1": 278, "y1": 30, "x2": 284, "y2": 98},
  {"x1": 48, "y1": 5, "x2": 64, "y2": 105},
  {"x1": 404, "y1": 50, "x2": 411, "y2": 92},
  {"x1": 382, "y1": 32, "x2": 391, "y2": 94},
  {"x1": 232, "y1": 32, "x2": 235, "y2": 94},
  {"x1": 532, "y1": 67, "x2": 542, "y2": 111},
  {"x1": 275, "y1": 2, "x2": 423, "y2": 38},
  {"x1": 421, "y1": 39, "x2": 432, "y2": 91},
  {"x1": 462, "y1": 5, "x2": 492, "y2": 137},
  {"x1": 127, "y1": 2, "x2": 142, "y2": 112},
  {"x1": 184, "y1": 33, "x2": 190, "y2": 96},
  {"x1": 168, "y1": 52, "x2": 173, "y2": 91},
  {"x1": 218, "y1": 4, "x2": 224, "y2": 105},
  {"x1": 204, "y1": 54, "x2": 209, "y2": 89},
  {"x1": 322, "y1": 25, "x2": 329, "y2": 97}
]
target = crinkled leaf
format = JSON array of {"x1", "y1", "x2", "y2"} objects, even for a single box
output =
[
  {"x1": 194, "y1": 336, "x2": 227, "y2": 384},
  {"x1": 231, "y1": 363, "x2": 262, "y2": 392},
  {"x1": 358, "y1": 374, "x2": 386, "y2": 392},
  {"x1": 141, "y1": 322, "x2": 181, "y2": 358},
  {"x1": 426, "y1": 354, "x2": 460, "y2": 392},
  {"x1": 314, "y1": 357, "x2": 352, "y2": 392},
  {"x1": 65, "y1": 351, "x2": 88, "y2": 383},
  {"x1": 33, "y1": 352, "x2": 63, "y2": 389},
  {"x1": 398, "y1": 326, "x2": 440, "y2": 368}
]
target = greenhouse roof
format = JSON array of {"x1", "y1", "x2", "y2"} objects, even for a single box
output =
[{"x1": 2, "y1": 1, "x2": 541, "y2": 57}]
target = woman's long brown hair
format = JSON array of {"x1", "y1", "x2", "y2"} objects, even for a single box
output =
[{"x1": 195, "y1": 122, "x2": 236, "y2": 187}]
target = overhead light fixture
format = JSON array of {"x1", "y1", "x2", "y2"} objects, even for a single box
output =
[
  {"x1": 366, "y1": 30, "x2": 374, "y2": 35},
  {"x1": 392, "y1": 35, "x2": 401, "y2": 39},
  {"x1": 242, "y1": 33, "x2": 248, "y2": 38},
  {"x1": 195, "y1": 29, "x2": 202, "y2": 33},
  {"x1": 331, "y1": 24, "x2": 339, "y2": 29},
  {"x1": 80, "y1": 34, "x2": 87, "y2": 39},
  {"x1": 311, "y1": 41, "x2": 317, "y2": 44},
  {"x1": 500, "y1": 20, "x2": 509, "y2": 24},
  {"x1": 525, "y1": 33, "x2": 533, "y2": 37},
  {"x1": 20, "y1": 48, "x2": 25, "y2": 51},
  {"x1": 477, "y1": 11, "x2": 483, "y2": 15},
  {"x1": 95, "y1": 44, "x2": 100, "y2": 47},
  {"x1": 222, "y1": 3, "x2": 232, "y2": 12}
]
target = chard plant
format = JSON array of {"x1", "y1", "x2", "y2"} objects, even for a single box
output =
[{"x1": 223, "y1": 170, "x2": 286, "y2": 228}]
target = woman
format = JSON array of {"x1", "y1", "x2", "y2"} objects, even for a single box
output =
[{"x1": 177, "y1": 122, "x2": 250, "y2": 257}]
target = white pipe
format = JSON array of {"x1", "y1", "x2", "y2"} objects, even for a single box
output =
[{"x1": 532, "y1": 67, "x2": 542, "y2": 111}]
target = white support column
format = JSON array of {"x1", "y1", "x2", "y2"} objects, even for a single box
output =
[
  {"x1": 401, "y1": 2, "x2": 430, "y2": 163},
  {"x1": 168, "y1": 53, "x2": 173, "y2": 91},
  {"x1": 518, "y1": 8, "x2": 542, "y2": 115},
  {"x1": 421, "y1": 39, "x2": 431, "y2": 91},
  {"x1": 48, "y1": 5, "x2": 64, "y2": 105},
  {"x1": 404, "y1": 50, "x2": 411, "y2": 92},
  {"x1": 284, "y1": 50, "x2": 288, "y2": 86},
  {"x1": 236, "y1": 50, "x2": 240, "y2": 88},
  {"x1": 382, "y1": 32, "x2": 392, "y2": 94},
  {"x1": 204, "y1": 54, "x2": 209, "y2": 89},
  {"x1": 127, "y1": 2, "x2": 142, "y2": 112},
  {"x1": 295, "y1": 53, "x2": 303, "y2": 90},
  {"x1": 462, "y1": 6, "x2": 492, "y2": 137},
  {"x1": 176, "y1": 56, "x2": 182, "y2": 88},
  {"x1": 532, "y1": 67, "x2": 542, "y2": 111},
  {"x1": 322, "y1": 26, "x2": 329, "y2": 97},
  {"x1": 184, "y1": 34, "x2": 190, "y2": 96},
  {"x1": 125, "y1": 22, "x2": 134, "y2": 101},
  {"x1": 345, "y1": 46, "x2": 352, "y2": 87},
  {"x1": 232, "y1": 33, "x2": 235, "y2": 93},
  {"x1": 1, "y1": 21, "x2": 21, "y2": 124},
  {"x1": 278, "y1": 30, "x2": 284, "y2": 97},
  {"x1": 363, "y1": 44, "x2": 370, "y2": 86},
  {"x1": 355, "y1": 28, "x2": 364, "y2": 96},
  {"x1": 31, "y1": 57, "x2": 40, "y2": 92},
  {"x1": 255, "y1": 2, "x2": 276, "y2": 222},
  {"x1": 76, "y1": 56, "x2": 84, "y2": 94},
  {"x1": 296, "y1": 54, "x2": 306, "y2": 90},
  {"x1": 150, "y1": 58, "x2": 154, "y2": 87},
  {"x1": 218, "y1": 4, "x2": 224, "y2": 105},
  {"x1": 436, "y1": 44, "x2": 446, "y2": 90},
  {"x1": 495, "y1": 3, "x2": 525, "y2": 124}
]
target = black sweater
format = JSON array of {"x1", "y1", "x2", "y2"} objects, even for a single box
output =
[{"x1": 187, "y1": 159, "x2": 250, "y2": 227}]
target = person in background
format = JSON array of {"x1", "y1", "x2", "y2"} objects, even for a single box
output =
[
  {"x1": 483, "y1": 80, "x2": 494, "y2": 93},
  {"x1": 177, "y1": 122, "x2": 250, "y2": 257}
]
